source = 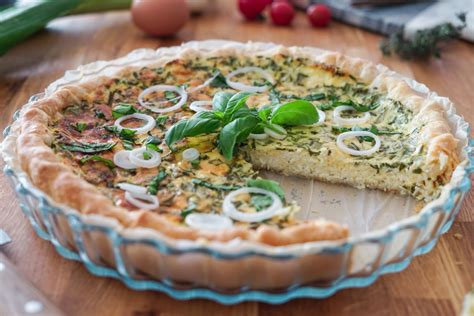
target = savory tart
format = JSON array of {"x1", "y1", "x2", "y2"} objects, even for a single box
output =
[{"x1": 11, "y1": 43, "x2": 459, "y2": 245}]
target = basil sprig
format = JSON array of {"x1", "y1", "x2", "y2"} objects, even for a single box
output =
[
  {"x1": 165, "y1": 92, "x2": 318, "y2": 160},
  {"x1": 246, "y1": 178, "x2": 285, "y2": 201}
]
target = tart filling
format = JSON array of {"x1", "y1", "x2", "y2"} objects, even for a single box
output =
[{"x1": 13, "y1": 45, "x2": 459, "y2": 245}]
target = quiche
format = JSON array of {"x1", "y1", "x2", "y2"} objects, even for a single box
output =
[{"x1": 11, "y1": 43, "x2": 459, "y2": 246}]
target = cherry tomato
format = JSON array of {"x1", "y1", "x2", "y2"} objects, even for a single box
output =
[
  {"x1": 238, "y1": 0, "x2": 268, "y2": 20},
  {"x1": 270, "y1": 1, "x2": 295, "y2": 26},
  {"x1": 307, "y1": 4, "x2": 331, "y2": 27}
]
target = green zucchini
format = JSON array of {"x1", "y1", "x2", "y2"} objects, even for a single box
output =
[{"x1": 0, "y1": 0, "x2": 81, "y2": 55}]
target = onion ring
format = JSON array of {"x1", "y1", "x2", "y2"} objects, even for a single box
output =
[
  {"x1": 125, "y1": 191, "x2": 159, "y2": 210},
  {"x1": 333, "y1": 105, "x2": 370, "y2": 126},
  {"x1": 138, "y1": 85, "x2": 188, "y2": 113},
  {"x1": 113, "y1": 150, "x2": 136, "y2": 170},
  {"x1": 189, "y1": 100, "x2": 212, "y2": 113},
  {"x1": 225, "y1": 67, "x2": 274, "y2": 93},
  {"x1": 182, "y1": 148, "x2": 200, "y2": 161},
  {"x1": 117, "y1": 183, "x2": 147, "y2": 195},
  {"x1": 249, "y1": 133, "x2": 269, "y2": 140},
  {"x1": 129, "y1": 147, "x2": 161, "y2": 168},
  {"x1": 114, "y1": 113, "x2": 156, "y2": 134},
  {"x1": 223, "y1": 187, "x2": 284, "y2": 222},
  {"x1": 336, "y1": 131, "x2": 381, "y2": 156},
  {"x1": 185, "y1": 213, "x2": 233, "y2": 231}
]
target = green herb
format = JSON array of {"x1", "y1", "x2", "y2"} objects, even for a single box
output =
[
  {"x1": 94, "y1": 109, "x2": 106, "y2": 119},
  {"x1": 80, "y1": 155, "x2": 115, "y2": 169},
  {"x1": 72, "y1": 122, "x2": 87, "y2": 133},
  {"x1": 112, "y1": 103, "x2": 137, "y2": 119},
  {"x1": 60, "y1": 142, "x2": 115, "y2": 153},
  {"x1": 105, "y1": 125, "x2": 137, "y2": 148},
  {"x1": 155, "y1": 115, "x2": 168, "y2": 126},
  {"x1": 142, "y1": 151, "x2": 152, "y2": 160},
  {"x1": 246, "y1": 178, "x2": 285, "y2": 201},
  {"x1": 165, "y1": 92, "x2": 318, "y2": 160},
  {"x1": 144, "y1": 136, "x2": 162, "y2": 152},
  {"x1": 380, "y1": 13, "x2": 467, "y2": 59},
  {"x1": 192, "y1": 179, "x2": 241, "y2": 191},
  {"x1": 180, "y1": 206, "x2": 196, "y2": 219},
  {"x1": 332, "y1": 125, "x2": 400, "y2": 137},
  {"x1": 191, "y1": 159, "x2": 200, "y2": 169},
  {"x1": 164, "y1": 90, "x2": 178, "y2": 100},
  {"x1": 209, "y1": 71, "x2": 229, "y2": 88},
  {"x1": 147, "y1": 170, "x2": 167, "y2": 195},
  {"x1": 303, "y1": 93, "x2": 325, "y2": 101},
  {"x1": 251, "y1": 194, "x2": 274, "y2": 211}
]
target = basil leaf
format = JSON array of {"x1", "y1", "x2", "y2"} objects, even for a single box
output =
[
  {"x1": 218, "y1": 115, "x2": 260, "y2": 160},
  {"x1": 246, "y1": 178, "x2": 285, "y2": 201},
  {"x1": 80, "y1": 155, "x2": 115, "y2": 169},
  {"x1": 60, "y1": 142, "x2": 115, "y2": 153},
  {"x1": 223, "y1": 92, "x2": 252, "y2": 123},
  {"x1": 258, "y1": 107, "x2": 272, "y2": 123},
  {"x1": 212, "y1": 91, "x2": 233, "y2": 112},
  {"x1": 192, "y1": 179, "x2": 241, "y2": 191},
  {"x1": 270, "y1": 100, "x2": 318, "y2": 126},
  {"x1": 148, "y1": 170, "x2": 167, "y2": 195},
  {"x1": 112, "y1": 103, "x2": 137, "y2": 119},
  {"x1": 165, "y1": 112, "x2": 221, "y2": 147}
]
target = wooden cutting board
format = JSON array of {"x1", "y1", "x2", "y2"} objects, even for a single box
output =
[{"x1": 0, "y1": 1, "x2": 472, "y2": 315}]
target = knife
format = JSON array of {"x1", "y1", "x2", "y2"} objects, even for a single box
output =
[{"x1": 0, "y1": 229, "x2": 64, "y2": 316}]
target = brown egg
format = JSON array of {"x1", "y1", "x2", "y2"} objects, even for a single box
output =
[{"x1": 131, "y1": 0, "x2": 190, "y2": 37}]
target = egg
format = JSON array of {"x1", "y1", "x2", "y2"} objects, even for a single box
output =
[{"x1": 131, "y1": 0, "x2": 190, "y2": 37}]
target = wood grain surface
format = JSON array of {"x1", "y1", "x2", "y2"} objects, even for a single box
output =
[{"x1": 0, "y1": 1, "x2": 473, "y2": 315}]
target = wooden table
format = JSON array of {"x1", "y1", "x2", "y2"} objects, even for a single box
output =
[{"x1": 0, "y1": 1, "x2": 473, "y2": 315}]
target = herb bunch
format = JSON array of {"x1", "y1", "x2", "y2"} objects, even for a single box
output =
[
  {"x1": 380, "y1": 13, "x2": 467, "y2": 59},
  {"x1": 165, "y1": 92, "x2": 319, "y2": 160}
]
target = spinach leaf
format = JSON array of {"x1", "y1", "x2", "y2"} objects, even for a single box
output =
[
  {"x1": 112, "y1": 103, "x2": 137, "y2": 119},
  {"x1": 304, "y1": 93, "x2": 326, "y2": 101},
  {"x1": 192, "y1": 179, "x2": 241, "y2": 191},
  {"x1": 246, "y1": 178, "x2": 285, "y2": 201},
  {"x1": 147, "y1": 170, "x2": 167, "y2": 195},
  {"x1": 270, "y1": 100, "x2": 318, "y2": 126},
  {"x1": 218, "y1": 115, "x2": 260, "y2": 160},
  {"x1": 80, "y1": 155, "x2": 115, "y2": 169},
  {"x1": 331, "y1": 100, "x2": 379, "y2": 112},
  {"x1": 212, "y1": 91, "x2": 233, "y2": 112},
  {"x1": 165, "y1": 111, "x2": 221, "y2": 147},
  {"x1": 60, "y1": 142, "x2": 115, "y2": 153}
]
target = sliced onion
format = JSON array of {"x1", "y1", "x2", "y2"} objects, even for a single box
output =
[
  {"x1": 225, "y1": 67, "x2": 274, "y2": 93},
  {"x1": 223, "y1": 187, "x2": 283, "y2": 223},
  {"x1": 113, "y1": 150, "x2": 136, "y2": 170},
  {"x1": 125, "y1": 191, "x2": 159, "y2": 210},
  {"x1": 189, "y1": 100, "x2": 212, "y2": 113},
  {"x1": 249, "y1": 132, "x2": 269, "y2": 140},
  {"x1": 117, "y1": 183, "x2": 147, "y2": 195},
  {"x1": 264, "y1": 124, "x2": 287, "y2": 140},
  {"x1": 333, "y1": 106, "x2": 370, "y2": 126},
  {"x1": 138, "y1": 85, "x2": 188, "y2": 113},
  {"x1": 185, "y1": 213, "x2": 233, "y2": 231},
  {"x1": 129, "y1": 147, "x2": 161, "y2": 168},
  {"x1": 188, "y1": 72, "x2": 219, "y2": 93},
  {"x1": 182, "y1": 148, "x2": 200, "y2": 161},
  {"x1": 315, "y1": 108, "x2": 326, "y2": 125},
  {"x1": 114, "y1": 113, "x2": 156, "y2": 134},
  {"x1": 336, "y1": 131, "x2": 381, "y2": 156}
]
